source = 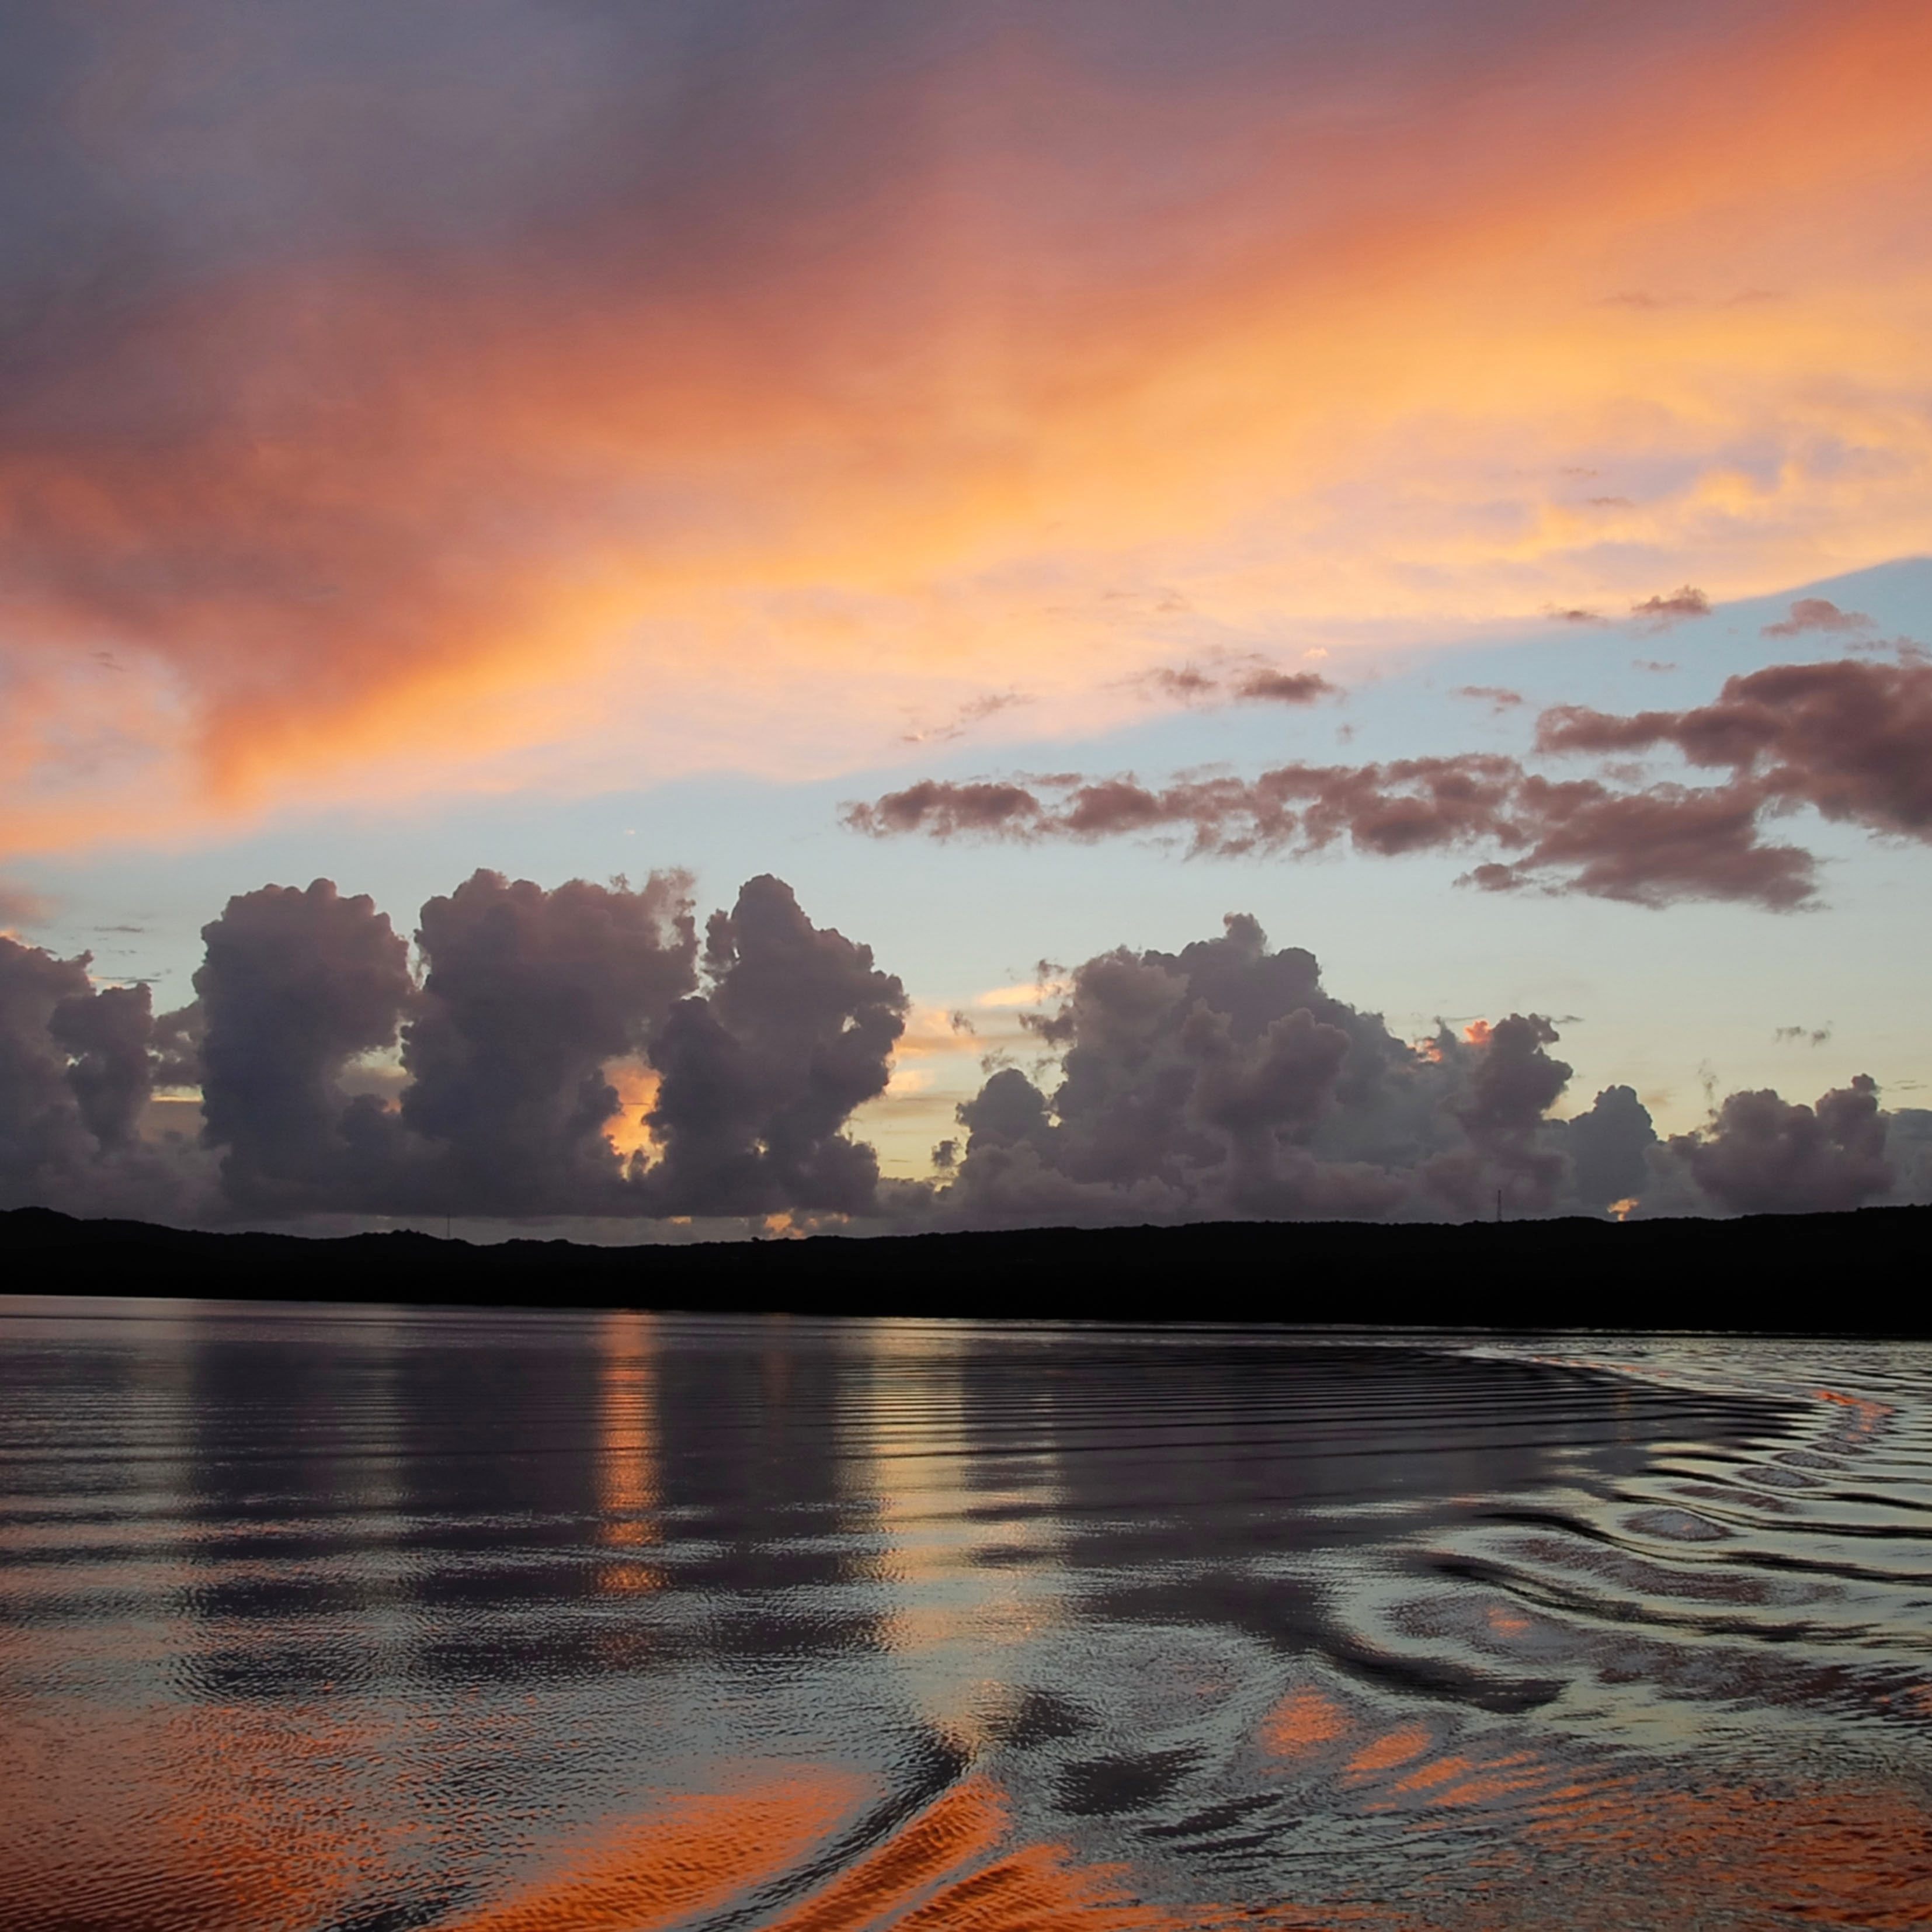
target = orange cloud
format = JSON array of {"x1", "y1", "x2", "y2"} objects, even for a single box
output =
[{"x1": 4, "y1": 1, "x2": 1931, "y2": 853}]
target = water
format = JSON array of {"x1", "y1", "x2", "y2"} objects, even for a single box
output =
[{"x1": 2, "y1": 1299, "x2": 1930, "y2": 1931}]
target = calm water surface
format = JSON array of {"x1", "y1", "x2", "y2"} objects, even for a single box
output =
[{"x1": 2, "y1": 1299, "x2": 1930, "y2": 1931}]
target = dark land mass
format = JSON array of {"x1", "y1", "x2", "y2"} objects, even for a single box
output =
[{"x1": 1, "y1": 1204, "x2": 1926, "y2": 1333}]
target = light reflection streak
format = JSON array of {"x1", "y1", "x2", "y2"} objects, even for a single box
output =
[
  {"x1": 848, "y1": 1321, "x2": 1064, "y2": 1753},
  {"x1": 594, "y1": 1308, "x2": 662, "y2": 1593}
]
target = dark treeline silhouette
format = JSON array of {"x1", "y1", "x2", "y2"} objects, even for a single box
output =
[{"x1": 6, "y1": 1204, "x2": 1926, "y2": 1335}]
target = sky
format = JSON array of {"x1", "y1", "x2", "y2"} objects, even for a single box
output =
[{"x1": 3, "y1": 0, "x2": 1930, "y2": 1234}]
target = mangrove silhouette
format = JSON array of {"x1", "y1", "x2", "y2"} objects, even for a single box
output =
[{"x1": 3, "y1": 1204, "x2": 1926, "y2": 1333}]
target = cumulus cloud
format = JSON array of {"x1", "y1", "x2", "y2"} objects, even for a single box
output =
[
  {"x1": 1421, "y1": 1014, "x2": 1572, "y2": 1214},
  {"x1": 930, "y1": 915, "x2": 1919, "y2": 1228},
  {"x1": 49, "y1": 983, "x2": 157, "y2": 1153},
  {"x1": 399, "y1": 870, "x2": 697, "y2": 1214},
  {"x1": 195, "y1": 881, "x2": 416, "y2": 1212},
  {"x1": 1, "y1": 882, "x2": 1926, "y2": 1229},
  {"x1": 929, "y1": 916, "x2": 1641, "y2": 1225},
  {"x1": 0, "y1": 869, "x2": 911, "y2": 1225},
  {"x1": 936, "y1": 917, "x2": 1420, "y2": 1224},
  {"x1": 0, "y1": 937, "x2": 207, "y2": 1215},
  {"x1": 1552, "y1": 1085, "x2": 1658, "y2": 1213},
  {"x1": 1668, "y1": 1075, "x2": 1892, "y2": 1215},
  {"x1": 638, "y1": 876, "x2": 906, "y2": 1217},
  {"x1": 1, "y1": 940, "x2": 108, "y2": 1202}
]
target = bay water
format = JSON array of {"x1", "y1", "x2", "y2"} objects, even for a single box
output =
[{"x1": 3, "y1": 1297, "x2": 1929, "y2": 1930}]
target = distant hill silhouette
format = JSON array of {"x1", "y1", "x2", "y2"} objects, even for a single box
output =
[{"x1": 2, "y1": 1205, "x2": 1924, "y2": 1333}]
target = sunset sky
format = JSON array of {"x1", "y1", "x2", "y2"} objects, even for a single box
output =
[{"x1": 4, "y1": 0, "x2": 1930, "y2": 1225}]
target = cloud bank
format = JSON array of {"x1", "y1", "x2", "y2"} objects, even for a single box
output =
[
  {"x1": 3, "y1": 878, "x2": 1925, "y2": 1231},
  {"x1": 846, "y1": 654, "x2": 1932, "y2": 909},
  {"x1": 934, "y1": 916, "x2": 1923, "y2": 1227}
]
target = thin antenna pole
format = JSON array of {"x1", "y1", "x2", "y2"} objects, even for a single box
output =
[{"x1": 1495, "y1": 1188, "x2": 1502, "y2": 1224}]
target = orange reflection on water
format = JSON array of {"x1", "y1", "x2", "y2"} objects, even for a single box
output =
[
  {"x1": 1344, "y1": 1723, "x2": 1434, "y2": 1782},
  {"x1": 447, "y1": 1770, "x2": 1214, "y2": 1932},
  {"x1": 1259, "y1": 1686, "x2": 1351, "y2": 1760},
  {"x1": 1814, "y1": 1388, "x2": 1893, "y2": 1445},
  {"x1": 595, "y1": 1309, "x2": 662, "y2": 1592},
  {"x1": 762, "y1": 1774, "x2": 1187, "y2": 1932},
  {"x1": 447, "y1": 1767, "x2": 876, "y2": 1932},
  {"x1": 759, "y1": 1777, "x2": 1012, "y2": 1932},
  {"x1": 888, "y1": 1838, "x2": 1174, "y2": 1932}
]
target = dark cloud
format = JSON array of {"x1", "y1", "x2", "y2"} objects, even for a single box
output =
[
  {"x1": 49, "y1": 982, "x2": 155, "y2": 1152},
  {"x1": 853, "y1": 654, "x2": 1932, "y2": 911},
  {"x1": 937, "y1": 918, "x2": 1411, "y2": 1223},
  {"x1": 1763, "y1": 598, "x2": 1871, "y2": 638},
  {"x1": 4, "y1": 880, "x2": 1928, "y2": 1230},
  {"x1": 1549, "y1": 607, "x2": 1607, "y2": 624},
  {"x1": 195, "y1": 881, "x2": 415, "y2": 1211},
  {"x1": 104, "y1": 869, "x2": 905, "y2": 1222},
  {"x1": 150, "y1": 1002, "x2": 204, "y2": 1089},
  {"x1": 1421, "y1": 1014, "x2": 1571, "y2": 1214},
  {"x1": 1, "y1": 939, "x2": 105, "y2": 1201},
  {"x1": 1669, "y1": 1075, "x2": 1892, "y2": 1215},
  {"x1": 1773, "y1": 1024, "x2": 1831, "y2": 1048},
  {"x1": 934, "y1": 914, "x2": 1923, "y2": 1228},
  {"x1": 399, "y1": 870, "x2": 697, "y2": 1214},
  {"x1": 1535, "y1": 654, "x2": 1932, "y2": 838},
  {"x1": 1552, "y1": 1084, "x2": 1657, "y2": 1212},
  {"x1": 1630, "y1": 585, "x2": 1711, "y2": 625},
  {"x1": 1460, "y1": 777, "x2": 1815, "y2": 909},
  {"x1": 847, "y1": 759, "x2": 1817, "y2": 908},
  {"x1": 843, "y1": 780, "x2": 1045, "y2": 840},
  {"x1": 58, "y1": 868, "x2": 906, "y2": 1224},
  {"x1": 0, "y1": 936, "x2": 201, "y2": 1214},
  {"x1": 935, "y1": 917, "x2": 1608, "y2": 1225},
  {"x1": 1454, "y1": 685, "x2": 1525, "y2": 710},
  {"x1": 638, "y1": 875, "x2": 906, "y2": 1217}
]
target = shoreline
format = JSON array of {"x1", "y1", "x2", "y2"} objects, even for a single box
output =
[{"x1": 5, "y1": 1203, "x2": 1926, "y2": 1336}]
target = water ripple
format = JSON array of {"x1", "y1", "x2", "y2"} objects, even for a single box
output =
[{"x1": 2, "y1": 1301, "x2": 1929, "y2": 1928}]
